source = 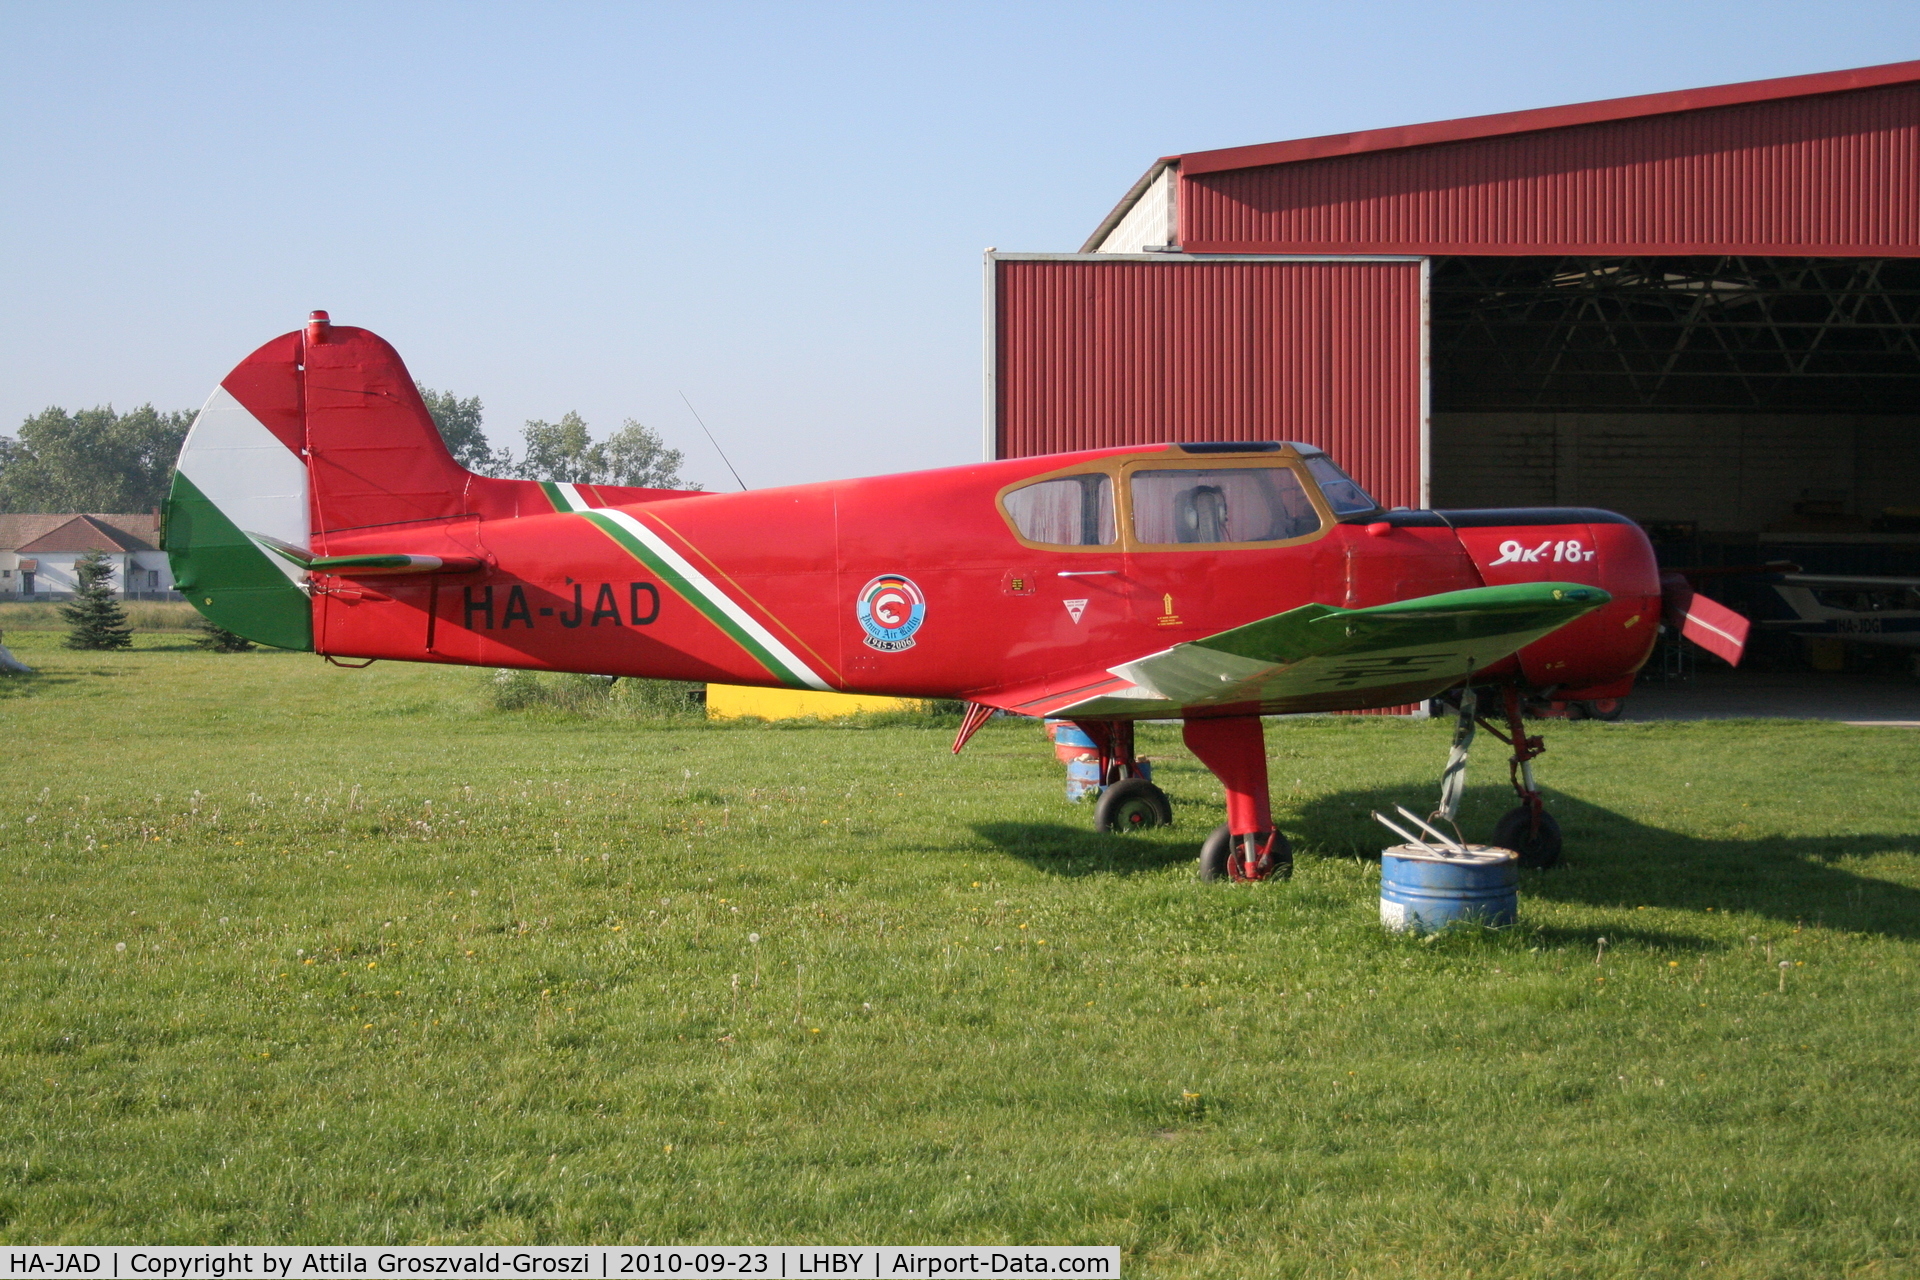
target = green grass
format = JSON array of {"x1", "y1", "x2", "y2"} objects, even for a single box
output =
[{"x1": 2, "y1": 630, "x2": 1918, "y2": 1276}]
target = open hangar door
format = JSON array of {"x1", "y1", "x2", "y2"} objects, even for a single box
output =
[{"x1": 1426, "y1": 254, "x2": 1920, "y2": 678}]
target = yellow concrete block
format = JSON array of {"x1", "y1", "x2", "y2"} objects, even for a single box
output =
[{"x1": 705, "y1": 683, "x2": 921, "y2": 721}]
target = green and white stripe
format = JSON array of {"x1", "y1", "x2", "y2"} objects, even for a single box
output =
[
  {"x1": 542, "y1": 481, "x2": 590, "y2": 514},
  {"x1": 163, "y1": 386, "x2": 315, "y2": 651},
  {"x1": 551, "y1": 487, "x2": 831, "y2": 691}
]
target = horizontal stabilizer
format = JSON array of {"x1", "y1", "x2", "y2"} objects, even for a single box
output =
[{"x1": 251, "y1": 533, "x2": 481, "y2": 576}]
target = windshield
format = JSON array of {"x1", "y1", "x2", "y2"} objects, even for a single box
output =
[
  {"x1": 1129, "y1": 466, "x2": 1320, "y2": 545},
  {"x1": 1303, "y1": 455, "x2": 1379, "y2": 516}
]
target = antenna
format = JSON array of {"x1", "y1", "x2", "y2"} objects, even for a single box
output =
[{"x1": 678, "y1": 391, "x2": 747, "y2": 492}]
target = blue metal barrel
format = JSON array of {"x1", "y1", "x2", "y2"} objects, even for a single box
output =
[
  {"x1": 1380, "y1": 845, "x2": 1518, "y2": 932},
  {"x1": 1046, "y1": 719, "x2": 1099, "y2": 760},
  {"x1": 1045, "y1": 718, "x2": 1150, "y2": 801},
  {"x1": 1064, "y1": 758, "x2": 1103, "y2": 802}
]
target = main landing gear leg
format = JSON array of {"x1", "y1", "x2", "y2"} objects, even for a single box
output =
[
  {"x1": 1445, "y1": 685, "x2": 1562, "y2": 868},
  {"x1": 1183, "y1": 715, "x2": 1292, "y2": 882},
  {"x1": 1078, "y1": 719, "x2": 1172, "y2": 832}
]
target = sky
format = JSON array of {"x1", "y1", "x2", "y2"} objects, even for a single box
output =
[{"x1": 4, "y1": 1, "x2": 1918, "y2": 490}]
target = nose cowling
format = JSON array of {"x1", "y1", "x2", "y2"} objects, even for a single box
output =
[{"x1": 1443, "y1": 508, "x2": 1663, "y2": 696}]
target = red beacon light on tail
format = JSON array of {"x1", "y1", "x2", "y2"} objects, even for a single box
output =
[{"x1": 164, "y1": 315, "x2": 1750, "y2": 878}]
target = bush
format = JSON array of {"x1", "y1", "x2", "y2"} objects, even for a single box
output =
[{"x1": 191, "y1": 616, "x2": 255, "y2": 652}]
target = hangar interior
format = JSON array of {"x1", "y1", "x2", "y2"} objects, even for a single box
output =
[{"x1": 1427, "y1": 255, "x2": 1920, "y2": 577}]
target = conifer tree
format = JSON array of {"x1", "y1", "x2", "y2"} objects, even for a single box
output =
[
  {"x1": 60, "y1": 551, "x2": 133, "y2": 650},
  {"x1": 191, "y1": 615, "x2": 255, "y2": 652}
]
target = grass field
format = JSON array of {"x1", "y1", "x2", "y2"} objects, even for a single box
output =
[{"x1": 3, "y1": 630, "x2": 1918, "y2": 1276}]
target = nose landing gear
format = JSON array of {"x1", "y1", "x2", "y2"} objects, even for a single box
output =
[{"x1": 1435, "y1": 684, "x2": 1563, "y2": 869}]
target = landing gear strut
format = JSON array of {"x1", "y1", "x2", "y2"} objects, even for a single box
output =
[
  {"x1": 1183, "y1": 715, "x2": 1292, "y2": 882},
  {"x1": 1435, "y1": 685, "x2": 1563, "y2": 869}
]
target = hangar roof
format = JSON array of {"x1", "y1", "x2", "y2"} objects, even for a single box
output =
[
  {"x1": 1174, "y1": 59, "x2": 1920, "y2": 176},
  {"x1": 1087, "y1": 60, "x2": 1920, "y2": 256}
]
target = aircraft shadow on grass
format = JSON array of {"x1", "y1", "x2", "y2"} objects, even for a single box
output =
[
  {"x1": 970, "y1": 821, "x2": 1200, "y2": 880},
  {"x1": 975, "y1": 784, "x2": 1920, "y2": 942}
]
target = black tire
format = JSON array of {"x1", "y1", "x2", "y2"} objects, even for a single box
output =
[
  {"x1": 1198, "y1": 824, "x2": 1233, "y2": 881},
  {"x1": 1492, "y1": 805, "x2": 1563, "y2": 869},
  {"x1": 1197, "y1": 824, "x2": 1294, "y2": 881},
  {"x1": 1581, "y1": 697, "x2": 1626, "y2": 722},
  {"x1": 1094, "y1": 777, "x2": 1172, "y2": 833}
]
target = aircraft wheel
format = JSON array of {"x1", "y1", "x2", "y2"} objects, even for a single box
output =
[
  {"x1": 1581, "y1": 698, "x2": 1626, "y2": 721},
  {"x1": 1198, "y1": 824, "x2": 1233, "y2": 881},
  {"x1": 1492, "y1": 805, "x2": 1563, "y2": 869},
  {"x1": 1094, "y1": 778, "x2": 1172, "y2": 833},
  {"x1": 1198, "y1": 825, "x2": 1293, "y2": 881}
]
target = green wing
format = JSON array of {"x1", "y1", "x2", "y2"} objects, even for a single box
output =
[{"x1": 1052, "y1": 582, "x2": 1610, "y2": 718}]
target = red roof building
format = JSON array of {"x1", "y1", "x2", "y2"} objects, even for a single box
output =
[{"x1": 0, "y1": 513, "x2": 172, "y2": 597}]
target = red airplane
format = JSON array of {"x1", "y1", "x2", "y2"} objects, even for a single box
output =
[{"x1": 165, "y1": 314, "x2": 1748, "y2": 880}]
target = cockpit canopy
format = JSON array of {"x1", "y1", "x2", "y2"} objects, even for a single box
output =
[{"x1": 998, "y1": 444, "x2": 1379, "y2": 549}]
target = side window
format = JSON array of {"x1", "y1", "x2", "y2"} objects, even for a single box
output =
[
  {"x1": 1003, "y1": 474, "x2": 1117, "y2": 546},
  {"x1": 1129, "y1": 467, "x2": 1321, "y2": 545}
]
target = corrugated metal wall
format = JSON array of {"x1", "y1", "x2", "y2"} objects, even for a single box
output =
[
  {"x1": 993, "y1": 256, "x2": 1425, "y2": 509},
  {"x1": 1182, "y1": 83, "x2": 1920, "y2": 255}
]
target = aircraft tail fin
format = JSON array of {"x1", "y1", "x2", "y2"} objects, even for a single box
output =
[{"x1": 164, "y1": 312, "x2": 476, "y2": 649}]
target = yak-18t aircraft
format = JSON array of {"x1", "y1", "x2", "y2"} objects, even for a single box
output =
[{"x1": 165, "y1": 315, "x2": 1748, "y2": 879}]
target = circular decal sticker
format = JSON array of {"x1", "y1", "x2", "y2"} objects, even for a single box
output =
[{"x1": 856, "y1": 574, "x2": 926, "y2": 652}]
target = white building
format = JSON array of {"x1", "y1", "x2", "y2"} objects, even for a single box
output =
[{"x1": 0, "y1": 513, "x2": 175, "y2": 598}]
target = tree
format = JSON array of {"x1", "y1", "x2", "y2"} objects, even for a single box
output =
[
  {"x1": 512, "y1": 413, "x2": 696, "y2": 489},
  {"x1": 514, "y1": 411, "x2": 598, "y2": 483},
  {"x1": 61, "y1": 551, "x2": 133, "y2": 650},
  {"x1": 0, "y1": 405, "x2": 194, "y2": 513},
  {"x1": 416, "y1": 383, "x2": 508, "y2": 475},
  {"x1": 599, "y1": 419, "x2": 694, "y2": 489}
]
